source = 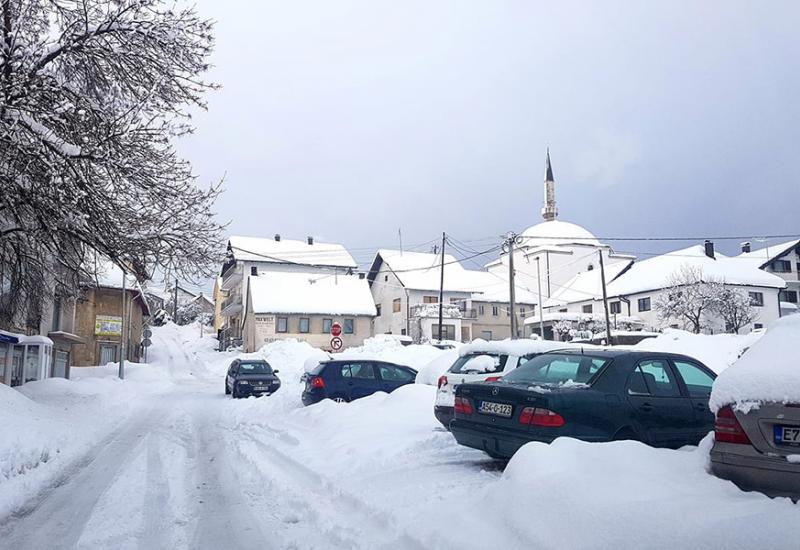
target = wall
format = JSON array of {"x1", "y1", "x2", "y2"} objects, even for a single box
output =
[
  {"x1": 370, "y1": 262, "x2": 408, "y2": 336},
  {"x1": 244, "y1": 312, "x2": 372, "y2": 352},
  {"x1": 72, "y1": 287, "x2": 146, "y2": 366},
  {"x1": 468, "y1": 299, "x2": 535, "y2": 341}
]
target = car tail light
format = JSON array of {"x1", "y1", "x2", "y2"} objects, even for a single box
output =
[
  {"x1": 437, "y1": 375, "x2": 448, "y2": 389},
  {"x1": 310, "y1": 376, "x2": 325, "y2": 389},
  {"x1": 485, "y1": 376, "x2": 502, "y2": 383},
  {"x1": 519, "y1": 407, "x2": 565, "y2": 427},
  {"x1": 714, "y1": 405, "x2": 751, "y2": 445},
  {"x1": 454, "y1": 396, "x2": 473, "y2": 415}
]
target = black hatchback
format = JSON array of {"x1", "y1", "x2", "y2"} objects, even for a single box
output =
[
  {"x1": 225, "y1": 359, "x2": 281, "y2": 398},
  {"x1": 450, "y1": 349, "x2": 717, "y2": 459},
  {"x1": 301, "y1": 359, "x2": 417, "y2": 405}
]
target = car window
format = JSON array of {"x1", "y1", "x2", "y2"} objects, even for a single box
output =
[
  {"x1": 628, "y1": 360, "x2": 679, "y2": 397},
  {"x1": 238, "y1": 362, "x2": 273, "y2": 375},
  {"x1": 673, "y1": 360, "x2": 715, "y2": 397},
  {"x1": 504, "y1": 354, "x2": 608, "y2": 385},
  {"x1": 449, "y1": 353, "x2": 508, "y2": 374},
  {"x1": 378, "y1": 365, "x2": 415, "y2": 382},
  {"x1": 341, "y1": 363, "x2": 376, "y2": 380}
]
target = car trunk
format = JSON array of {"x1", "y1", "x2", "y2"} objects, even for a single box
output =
[
  {"x1": 458, "y1": 383, "x2": 551, "y2": 430},
  {"x1": 738, "y1": 402, "x2": 800, "y2": 457}
]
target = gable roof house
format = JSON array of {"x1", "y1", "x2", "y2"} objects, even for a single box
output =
[{"x1": 736, "y1": 239, "x2": 800, "y2": 316}]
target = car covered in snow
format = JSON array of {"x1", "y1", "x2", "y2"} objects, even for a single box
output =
[
  {"x1": 450, "y1": 349, "x2": 717, "y2": 459},
  {"x1": 225, "y1": 359, "x2": 281, "y2": 398},
  {"x1": 301, "y1": 359, "x2": 417, "y2": 405},
  {"x1": 709, "y1": 315, "x2": 800, "y2": 499},
  {"x1": 434, "y1": 339, "x2": 570, "y2": 429}
]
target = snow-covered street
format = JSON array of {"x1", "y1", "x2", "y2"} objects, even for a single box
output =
[{"x1": 1, "y1": 324, "x2": 797, "y2": 550}]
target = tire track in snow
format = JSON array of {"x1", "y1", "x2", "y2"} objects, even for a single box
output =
[{"x1": 136, "y1": 433, "x2": 172, "y2": 550}]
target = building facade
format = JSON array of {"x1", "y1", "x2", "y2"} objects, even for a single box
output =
[{"x1": 737, "y1": 240, "x2": 800, "y2": 317}]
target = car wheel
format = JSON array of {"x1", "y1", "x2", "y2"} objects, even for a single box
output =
[
  {"x1": 225, "y1": 383, "x2": 231, "y2": 395},
  {"x1": 331, "y1": 395, "x2": 349, "y2": 403},
  {"x1": 612, "y1": 428, "x2": 641, "y2": 442},
  {"x1": 232, "y1": 386, "x2": 239, "y2": 399}
]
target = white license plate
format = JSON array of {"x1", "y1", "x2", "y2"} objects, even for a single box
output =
[
  {"x1": 478, "y1": 400, "x2": 512, "y2": 418},
  {"x1": 775, "y1": 426, "x2": 800, "y2": 445}
]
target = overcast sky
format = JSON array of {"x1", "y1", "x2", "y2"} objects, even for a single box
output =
[{"x1": 178, "y1": 0, "x2": 799, "y2": 286}]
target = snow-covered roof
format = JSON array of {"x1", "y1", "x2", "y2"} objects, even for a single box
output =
[
  {"x1": 710, "y1": 314, "x2": 800, "y2": 412},
  {"x1": 606, "y1": 245, "x2": 786, "y2": 297},
  {"x1": 248, "y1": 273, "x2": 376, "y2": 316},
  {"x1": 228, "y1": 235, "x2": 357, "y2": 268},
  {"x1": 459, "y1": 338, "x2": 570, "y2": 358},
  {"x1": 520, "y1": 220, "x2": 602, "y2": 248},
  {"x1": 736, "y1": 239, "x2": 800, "y2": 270},
  {"x1": 370, "y1": 249, "x2": 488, "y2": 293},
  {"x1": 469, "y1": 273, "x2": 539, "y2": 305},
  {"x1": 544, "y1": 260, "x2": 633, "y2": 306},
  {"x1": 88, "y1": 259, "x2": 139, "y2": 290}
]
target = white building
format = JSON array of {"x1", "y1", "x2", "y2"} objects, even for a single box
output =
[
  {"x1": 217, "y1": 234, "x2": 362, "y2": 349},
  {"x1": 737, "y1": 239, "x2": 800, "y2": 317}
]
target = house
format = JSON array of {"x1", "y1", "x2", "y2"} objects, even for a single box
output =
[
  {"x1": 366, "y1": 249, "x2": 537, "y2": 342},
  {"x1": 737, "y1": 240, "x2": 800, "y2": 316},
  {"x1": 243, "y1": 271, "x2": 376, "y2": 352},
  {"x1": 217, "y1": 234, "x2": 361, "y2": 350},
  {"x1": 71, "y1": 261, "x2": 151, "y2": 367}
]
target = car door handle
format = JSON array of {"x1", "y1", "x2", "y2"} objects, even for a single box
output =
[
  {"x1": 639, "y1": 403, "x2": 654, "y2": 413},
  {"x1": 694, "y1": 403, "x2": 708, "y2": 412}
]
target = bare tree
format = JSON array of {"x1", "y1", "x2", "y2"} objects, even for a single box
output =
[
  {"x1": 655, "y1": 265, "x2": 722, "y2": 333},
  {"x1": 0, "y1": 0, "x2": 224, "y2": 326},
  {"x1": 715, "y1": 287, "x2": 758, "y2": 334}
]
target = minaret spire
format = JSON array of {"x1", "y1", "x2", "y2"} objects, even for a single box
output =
[{"x1": 541, "y1": 148, "x2": 558, "y2": 221}]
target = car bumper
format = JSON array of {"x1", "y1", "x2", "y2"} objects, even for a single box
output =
[
  {"x1": 235, "y1": 386, "x2": 279, "y2": 397},
  {"x1": 301, "y1": 390, "x2": 324, "y2": 406},
  {"x1": 710, "y1": 444, "x2": 800, "y2": 499},
  {"x1": 434, "y1": 406, "x2": 454, "y2": 429},
  {"x1": 450, "y1": 418, "x2": 554, "y2": 459}
]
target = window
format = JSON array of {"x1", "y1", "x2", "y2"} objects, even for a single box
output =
[
  {"x1": 423, "y1": 296, "x2": 439, "y2": 304},
  {"x1": 507, "y1": 354, "x2": 609, "y2": 385},
  {"x1": 52, "y1": 299, "x2": 62, "y2": 332},
  {"x1": 587, "y1": 264, "x2": 594, "y2": 271},
  {"x1": 582, "y1": 304, "x2": 593, "y2": 314},
  {"x1": 754, "y1": 323, "x2": 763, "y2": 330},
  {"x1": 376, "y1": 304, "x2": 382, "y2": 316},
  {"x1": 400, "y1": 328, "x2": 407, "y2": 336},
  {"x1": 449, "y1": 353, "x2": 507, "y2": 374},
  {"x1": 341, "y1": 363, "x2": 376, "y2": 379},
  {"x1": 749, "y1": 292, "x2": 764, "y2": 307},
  {"x1": 772, "y1": 260, "x2": 791, "y2": 273},
  {"x1": 450, "y1": 298, "x2": 460, "y2": 304},
  {"x1": 433, "y1": 324, "x2": 455, "y2": 340},
  {"x1": 384, "y1": 275, "x2": 388, "y2": 282},
  {"x1": 344, "y1": 318, "x2": 354, "y2": 334},
  {"x1": 673, "y1": 360, "x2": 715, "y2": 397},
  {"x1": 780, "y1": 290, "x2": 798, "y2": 303},
  {"x1": 627, "y1": 360, "x2": 679, "y2": 397},
  {"x1": 610, "y1": 301, "x2": 622, "y2": 314},
  {"x1": 322, "y1": 318, "x2": 333, "y2": 333},
  {"x1": 238, "y1": 361, "x2": 274, "y2": 375},
  {"x1": 277, "y1": 317, "x2": 288, "y2": 333},
  {"x1": 481, "y1": 330, "x2": 492, "y2": 340},
  {"x1": 478, "y1": 305, "x2": 485, "y2": 316},
  {"x1": 298, "y1": 317, "x2": 310, "y2": 333},
  {"x1": 637, "y1": 297, "x2": 651, "y2": 312},
  {"x1": 520, "y1": 308, "x2": 526, "y2": 318},
  {"x1": 393, "y1": 298, "x2": 401, "y2": 313},
  {"x1": 378, "y1": 364, "x2": 415, "y2": 382},
  {"x1": 492, "y1": 306, "x2": 499, "y2": 316}
]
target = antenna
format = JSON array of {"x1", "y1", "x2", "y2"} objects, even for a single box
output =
[{"x1": 398, "y1": 228, "x2": 403, "y2": 256}]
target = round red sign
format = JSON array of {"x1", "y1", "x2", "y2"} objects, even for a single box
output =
[{"x1": 330, "y1": 322, "x2": 342, "y2": 337}]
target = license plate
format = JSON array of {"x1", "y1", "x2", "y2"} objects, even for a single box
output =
[
  {"x1": 478, "y1": 400, "x2": 512, "y2": 418},
  {"x1": 774, "y1": 425, "x2": 800, "y2": 445}
]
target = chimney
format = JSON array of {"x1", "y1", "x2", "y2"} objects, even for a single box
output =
[
  {"x1": 741, "y1": 241, "x2": 751, "y2": 254},
  {"x1": 274, "y1": 234, "x2": 281, "y2": 242},
  {"x1": 307, "y1": 236, "x2": 314, "y2": 245},
  {"x1": 704, "y1": 240, "x2": 715, "y2": 259},
  {"x1": 358, "y1": 272, "x2": 365, "y2": 280}
]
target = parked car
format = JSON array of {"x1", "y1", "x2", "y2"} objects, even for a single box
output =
[
  {"x1": 434, "y1": 340, "x2": 569, "y2": 429},
  {"x1": 225, "y1": 359, "x2": 281, "y2": 398},
  {"x1": 709, "y1": 316, "x2": 800, "y2": 499},
  {"x1": 450, "y1": 349, "x2": 716, "y2": 459},
  {"x1": 301, "y1": 359, "x2": 417, "y2": 405}
]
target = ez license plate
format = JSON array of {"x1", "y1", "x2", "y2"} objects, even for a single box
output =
[
  {"x1": 478, "y1": 400, "x2": 512, "y2": 418},
  {"x1": 774, "y1": 425, "x2": 800, "y2": 446}
]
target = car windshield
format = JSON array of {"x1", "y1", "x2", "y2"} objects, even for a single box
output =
[
  {"x1": 504, "y1": 353, "x2": 610, "y2": 386},
  {"x1": 238, "y1": 362, "x2": 273, "y2": 375},
  {"x1": 448, "y1": 353, "x2": 507, "y2": 374}
]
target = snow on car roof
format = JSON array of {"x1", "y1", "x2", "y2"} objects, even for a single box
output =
[
  {"x1": 458, "y1": 338, "x2": 571, "y2": 358},
  {"x1": 709, "y1": 314, "x2": 800, "y2": 413},
  {"x1": 228, "y1": 235, "x2": 358, "y2": 268},
  {"x1": 248, "y1": 272, "x2": 376, "y2": 316}
]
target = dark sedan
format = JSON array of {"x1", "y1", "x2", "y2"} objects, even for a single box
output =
[
  {"x1": 450, "y1": 349, "x2": 716, "y2": 459},
  {"x1": 225, "y1": 359, "x2": 281, "y2": 398},
  {"x1": 302, "y1": 359, "x2": 417, "y2": 405}
]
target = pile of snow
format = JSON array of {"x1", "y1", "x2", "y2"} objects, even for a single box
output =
[
  {"x1": 631, "y1": 328, "x2": 762, "y2": 374},
  {"x1": 415, "y1": 349, "x2": 459, "y2": 385},
  {"x1": 710, "y1": 315, "x2": 800, "y2": 413},
  {"x1": 459, "y1": 338, "x2": 569, "y2": 357}
]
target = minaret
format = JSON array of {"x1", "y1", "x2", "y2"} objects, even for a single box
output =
[{"x1": 541, "y1": 148, "x2": 558, "y2": 221}]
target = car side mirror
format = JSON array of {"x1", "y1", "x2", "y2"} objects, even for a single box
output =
[{"x1": 273, "y1": 370, "x2": 280, "y2": 374}]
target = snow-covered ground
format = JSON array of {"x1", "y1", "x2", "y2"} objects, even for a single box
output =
[{"x1": 0, "y1": 323, "x2": 796, "y2": 549}]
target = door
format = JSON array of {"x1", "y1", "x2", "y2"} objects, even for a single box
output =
[
  {"x1": 671, "y1": 358, "x2": 716, "y2": 443},
  {"x1": 99, "y1": 344, "x2": 118, "y2": 365},
  {"x1": 377, "y1": 363, "x2": 416, "y2": 393},
  {"x1": 11, "y1": 346, "x2": 23, "y2": 387},
  {"x1": 340, "y1": 362, "x2": 382, "y2": 400},
  {"x1": 625, "y1": 358, "x2": 695, "y2": 448},
  {"x1": 53, "y1": 350, "x2": 69, "y2": 379}
]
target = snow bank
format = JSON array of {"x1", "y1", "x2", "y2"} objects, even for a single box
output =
[
  {"x1": 415, "y1": 349, "x2": 459, "y2": 385},
  {"x1": 631, "y1": 328, "x2": 761, "y2": 374},
  {"x1": 710, "y1": 315, "x2": 800, "y2": 413}
]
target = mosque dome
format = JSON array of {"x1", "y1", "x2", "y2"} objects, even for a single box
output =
[{"x1": 520, "y1": 219, "x2": 601, "y2": 248}]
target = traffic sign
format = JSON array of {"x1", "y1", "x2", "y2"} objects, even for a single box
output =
[
  {"x1": 143, "y1": 328, "x2": 152, "y2": 339},
  {"x1": 142, "y1": 338, "x2": 152, "y2": 348},
  {"x1": 330, "y1": 337, "x2": 343, "y2": 351},
  {"x1": 330, "y1": 322, "x2": 342, "y2": 337}
]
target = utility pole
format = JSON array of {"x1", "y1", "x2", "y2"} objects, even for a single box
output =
[
  {"x1": 502, "y1": 232, "x2": 522, "y2": 339},
  {"x1": 535, "y1": 256, "x2": 545, "y2": 339},
  {"x1": 438, "y1": 232, "x2": 445, "y2": 342},
  {"x1": 598, "y1": 250, "x2": 613, "y2": 346},
  {"x1": 173, "y1": 277, "x2": 179, "y2": 323},
  {"x1": 119, "y1": 268, "x2": 126, "y2": 380}
]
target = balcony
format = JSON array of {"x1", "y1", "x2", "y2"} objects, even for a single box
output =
[
  {"x1": 459, "y1": 308, "x2": 477, "y2": 320},
  {"x1": 220, "y1": 293, "x2": 243, "y2": 316},
  {"x1": 410, "y1": 303, "x2": 462, "y2": 319},
  {"x1": 220, "y1": 262, "x2": 242, "y2": 290}
]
